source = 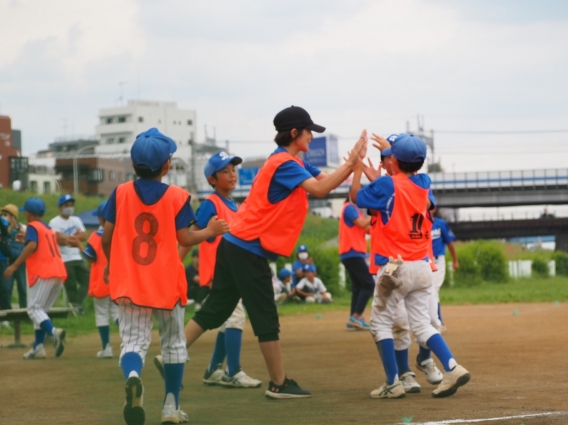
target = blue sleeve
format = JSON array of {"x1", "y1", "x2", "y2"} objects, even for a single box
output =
[
  {"x1": 273, "y1": 161, "x2": 314, "y2": 191},
  {"x1": 355, "y1": 176, "x2": 394, "y2": 213},
  {"x1": 343, "y1": 205, "x2": 360, "y2": 228},
  {"x1": 83, "y1": 243, "x2": 97, "y2": 262},
  {"x1": 195, "y1": 200, "x2": 217, "y2": 229},
  {"x1": 303, "y1": 161, "x2": 321, "y2": 178},
  {"x1": 175, "y1": 203, "x2": 196, "y2": 230},
  {"x1": 103, "y1": 189, "x2": 117, "y2": 224},
  {"x1": 292, "y1": 261, "x2": 303, "y2": 272},
  {"x1": 25, "y1": 226, "x2": 38, "y2": 245},
  {"x1": 440, "y1": 221, "x2": 457, "y2": 244}
]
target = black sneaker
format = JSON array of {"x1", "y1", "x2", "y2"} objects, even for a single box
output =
[{"x1": 265, "y1": 377, "x2": 312, "y2": 399}]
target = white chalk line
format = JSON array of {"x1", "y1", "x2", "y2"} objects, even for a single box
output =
[{"x1": 396, "y1": 411, "x2": 566, "y2": 425}]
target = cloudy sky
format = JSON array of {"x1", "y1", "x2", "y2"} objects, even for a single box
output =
[{"x1": 2, "y1": 0, "x2": 568, "y2": 172}]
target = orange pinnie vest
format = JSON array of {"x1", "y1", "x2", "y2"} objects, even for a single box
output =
[
  {"x1": 230, "y1": 152, "x2": 309, "y2": 257},
  {"x1": 369, "y1": 216, "x2": 380, "y2": 274},
  {"x1": 199, "y1": 194, "x2": 237, "y2": 287},
  {"x1": 26, "y1": 222, "x2": 67, "y2": 286},
  {"x1": 109, "y1": 181, "x2": 189, "y2": 310},
  {"x1": 87, "y1": 231, "x2": 109, "y2": 298},
  {"x1": 339, "y1": 203, "x2": 367, "y2": 255},
  {"x1": 374, "y1": 174, "x2": 431, "y2": 261}
]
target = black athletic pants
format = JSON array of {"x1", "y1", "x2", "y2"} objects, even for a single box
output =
[
  {"x1": 341, "y1": 256, "x2": 375, "y2": 316},
  {"x1": 193, "y1": 238, "x2": 280, "y2": 342}
]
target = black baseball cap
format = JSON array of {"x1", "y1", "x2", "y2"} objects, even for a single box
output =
[{"x1": 273, "y1": 106, "x2": 326, "y2": 133}]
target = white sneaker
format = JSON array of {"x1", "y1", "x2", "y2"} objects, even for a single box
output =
[
  {"x1": 123, "y1": 376, "x2": 145, "y2": 425},
  {"x1": 202, "y1": 364, "x2": 225, "y2": 385},
  {"x1": 23, "y1": 344, "x2": 46, "y2": 360},
  {"x1": 432, "y1": 365, "x2": 470, "y2": 398},
  {"x1": 370, "y1": 380, "x2": 406, "y2": 399},
  {"x1": 220, "y1": 369, "x2": 263, "y2": 388},
  {"x1": 400, "y1": 371, "x2": 421, "y2": 393},
  {"x1": 416, "y1": 357, "x2": 443, "y2": 385},
  {"x1": 161, "y1": 404, "x2": 189, "y2": 424},
  {"x1": 97, "y1": 345, "x2": 113, "y2": 358},
  {"x1": 52, "y1": 328, "x2": 66, "y2": 357}
]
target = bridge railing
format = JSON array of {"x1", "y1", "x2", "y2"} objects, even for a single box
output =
[{"x1": 430, "y1": 169, "x2": 568, "y2": 191}]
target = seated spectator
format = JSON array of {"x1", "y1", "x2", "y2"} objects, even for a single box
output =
[
  {"x1": 273, "y1": 268, "x2": 294, "y2": 305},
  {"x1": 292, "y1": 245, "x2": 316, "y2": 288},
  {"x1": 185, "y1": 250, "x2": 209, "y2": 311},
  {"x1": 295, "y1": 264, "x2": 332, "y2": 304}
]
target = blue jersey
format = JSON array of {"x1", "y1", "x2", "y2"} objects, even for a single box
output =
[
  {"x1": 291, "y1": 260, "x2": 317, "y2": 287},
  {"x1": 431, "y1": 218, "x2": 456, "y2": 257}
]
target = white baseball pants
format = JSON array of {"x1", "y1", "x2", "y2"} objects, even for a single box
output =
[
  {"x1": 117, "y1": 299, "x2": 188, "y2": 365},
  {"x1": 94, "y1": 296, "x2": 119, "y2": 327},
  {"x1": 218, "y1": 299, "x2": 246, "y2": 332},
  {"x1": 370, "y1": 261, "x2": 439, "y2": 347},
  {"x1": 27, "y1": 278, "x2": 63, "y2": 329}
]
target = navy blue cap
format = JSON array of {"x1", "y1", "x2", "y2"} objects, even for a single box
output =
[
  {"x1": 297, "y1": 245, "x2": 309, "y2": 253},
  {"x1": 58, "y1": 194, "x2": 75, "y2": 207},
  {"x1": 302, "y1": 264, "x2": 316, "y2": 273},
  {"x1": 204, "y1": 151, "x2": 243, "y2": 178},
  {"x1": 278, "y1": 268, "x2": 293, "y2": 279},
  {"x1": 20, "y1": 198, "x2": 46, "y2": 216},
  {"x1": 273, "y1": 106, "x2": 326, "y2": 133},
  {"x1": 391, "y1": 133, "x2": 427, "y2": 163},
  {"x1": 131, "y1": 128, "x2": 177, "y2": 172},
  {"x1": 92, "y1": 201, "x2": 108, "y2": 217}
]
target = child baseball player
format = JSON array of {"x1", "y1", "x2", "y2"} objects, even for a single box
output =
[
  {"x1": 102, "y1": 128, "x2": 229, "y2": 425},
  {"x1": 352, "y1": 133, "x2": 470, "y2": 399},
  {"x1": 83, "y1": 201, "x2": 118, "y2": 358},
  {"x1": 3, "y1": 198, "x2": 67, "y2": 359},
  {"x1": 295, "y1": 264, "x2": 332, "y2": 303},
  {"x1": 339, "y1": 198, "x2": 373, "y2": 329},
  {"x1": 157, "y1": 151, "x2": 262, "y2": 389},
  {"x1": 181, "y1": 106, "x2": 365, "y2": 399}
]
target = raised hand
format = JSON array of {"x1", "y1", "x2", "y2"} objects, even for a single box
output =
[
  {"x1": 371, "y1": 133, "x2": 390, "y2": 152},
  {"x1": 363, "y1": 158, "x2": 382, "y2": 182},
  {"x1": 359, "y1": 129, "x2": 368, "y2": 159}
]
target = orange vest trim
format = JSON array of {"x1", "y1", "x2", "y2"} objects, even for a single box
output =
[
  {"x1": 375, "y1": 174, "x2": 431, "y2": 261},
  {"x1": 199, "y1": 194, "x2": 238, "y2": 287},
  {"x1": 26, "y1": 222, "x2": 67, "y2": 286},
  {"x1": 109, "y1": 181, "x2": 189, "y2": 310},
  {"x1": 369, "y1": 217, "x2": 380, "y2": 274},
  {"x1": 230, "y1": 152, "x2": 309, "y2": 257},
  {"x1": 87, "y1": 231, "x2": 110, "y2": 298},
  {"x1": 339, "y1": 202, "x2": 367, "y2": 255}
]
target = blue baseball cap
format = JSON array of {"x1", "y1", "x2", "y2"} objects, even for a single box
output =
[
  {"x1": 382, "y1": 147, "x2": 392, "y2": 157},
  {"x1": 278, "y1": 268, "x2": 293, "y2": 279},
  {"x1": 302, "y1": 264, "x2": 316, "y2": 273},
  {"x1": 92, "y1": 201, "x2": 108, "y2": 217},
  {"x1": 386, "y1": 134, "x2": 399, "y2": 144},
  {"x1": 204, "y1": 151, "x2": 243, "y2": 178},
  {"x1": 58, "y1": 194, "x2": 75, "y2": 207},
  {"x1": 19, "y1": 198, "x2": 46, "y2": 216},
  {"x1": 297, "y1": 245, "x2": 309, "y2": 253},
  {"x1": 131, "y1": 128, "x2": 177, "y2": 172},
  {"x1": 391, "y1": 133, "x2": 427, "y2": 163}
]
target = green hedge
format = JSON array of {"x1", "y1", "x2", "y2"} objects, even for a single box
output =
[
  {"x1": 453, "y1": 240, "x2": 509, "y2": 287},
  {"x1": 552, "y1": 251, "x2": 568, "y2": 276},
  {"x1": 531, "y1": 256, "x2": 550, "y2": 278}
]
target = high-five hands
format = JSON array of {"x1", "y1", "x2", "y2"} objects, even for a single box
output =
[
  {"x1": 371, "y1": 133, "x2": 391, "y2": 152},
  {"x1": 363, "y1": 158, "x2": 382, "y2": 182}
]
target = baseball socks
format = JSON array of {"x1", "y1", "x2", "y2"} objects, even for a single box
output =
[
  {"x1": 426, "y1": 334, "x2": 457, "y2": 371},
  {"x1": 376, "y1": 339, "x2": 399, "y2": 384}
]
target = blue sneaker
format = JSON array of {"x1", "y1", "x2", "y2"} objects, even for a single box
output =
[
  {"x1": 349, "y1": 316, "x2": 370, "y2": 330},
  {"x1": 346, "y1": 322, "x2": 354, "y2": 330}
]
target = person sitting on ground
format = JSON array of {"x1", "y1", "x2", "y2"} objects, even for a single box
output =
[
  {"x1": 291, "y1": 245, "x2": 316, "y2": 288},
  {"x1": 295, "y1": 264, "x2": 332, "y2": 303},
  {"x1": 273, "y1": 268, "x2": 294, "y2": 304},
  {"x1": 184, "y1": 249, "x2": 209, "y2": 311}
]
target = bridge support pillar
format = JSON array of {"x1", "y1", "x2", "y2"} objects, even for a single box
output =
[{"x1": 555, "y1": 233, "x2": 568, "y2": 252}]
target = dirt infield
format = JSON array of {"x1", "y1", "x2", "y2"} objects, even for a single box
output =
[{"x1": 1, "y1": 302, "x2": 567, "y2": 425}]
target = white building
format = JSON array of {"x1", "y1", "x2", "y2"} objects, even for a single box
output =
[
  {"x1": 28, "y1": 152, "x2": 61, "y2": 195},
  {"x1": 95, "y1": 100, "x2": 197, "y2": 189}
]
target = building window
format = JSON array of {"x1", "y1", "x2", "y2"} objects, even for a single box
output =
[
  {"x1": 106, "y1": 117, "x2": 113, "y2": 124},
  {"x1": 109, "y1": 171, "x2": 115, "y2": 181},
  {"x1": 107, "y1": 138, "x2": 115, "y2": 144},
  {"x1": 118, "y1": 172, "x2": 123, "y2": 183},
  {"x1": 138, "y1": 116, "x2": 144, "y2": 122},
  {"x1": 187, "y1": 120, "x2": 192, "y2": 126},
  {"x1": 43, "y1": 181, "x2": 51, "y2": 194},
  {"x1": 30, "y1": 181, "x2": 38, "y2": 193},
  {"x1": 118, "y1": 137, "x2": 126, "y2": 144},
  {"x1": 88, "y1": 169, "x2": 104, "y2": 182},
  {"x1": 118, "y1": 116, "x2": 126, "y2": 123}
]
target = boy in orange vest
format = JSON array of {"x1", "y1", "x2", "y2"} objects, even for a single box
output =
[
  {"x1": 351, "y1": 134, "x2": 470, "y2": 399},
  {"x1": 101, "y1": 128, "x2": 229, "y2": 425},
  {"x1": 83, "y1": 200, "x2": 118, "y2": 358},
  {"x1": 181, "y1": 106, "x2": 365, "y2": 399},
  {"x1": 3, "y1": 198, "x2": 67, "y2": 359},
  {"x1": 156, "y1": 151, "x2": 262, "y2": 389}
]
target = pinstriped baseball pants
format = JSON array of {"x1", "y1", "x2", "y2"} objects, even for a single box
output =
[
  {"x1": 117, "y1": 299, "x2": 188, "y2": 365},
  {"x1": 27, "y1": 278, "x2": 64, "y2": 329}
]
